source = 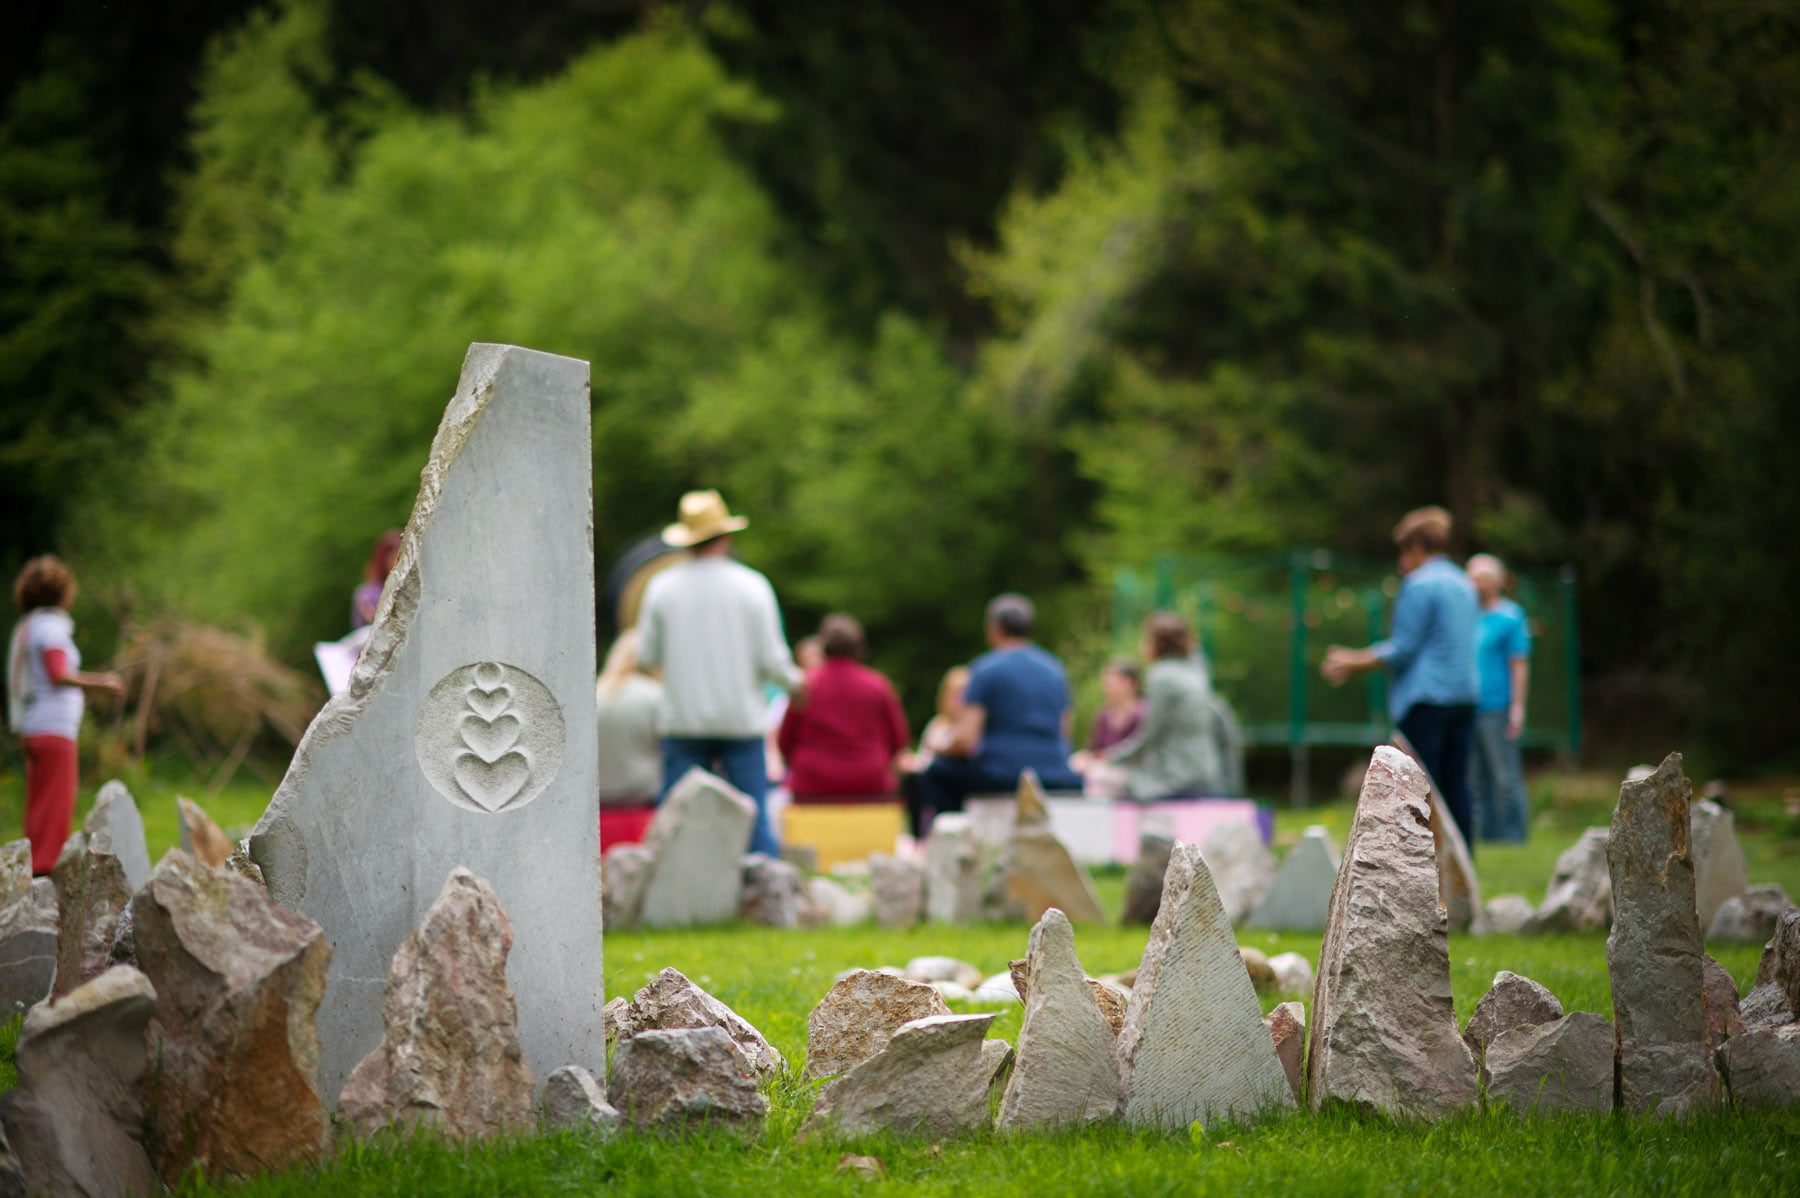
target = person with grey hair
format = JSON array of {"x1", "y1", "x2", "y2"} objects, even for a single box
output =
[
  {"x1": 911, "y1": 592, "x2": 1081, "y2": 830},
  {"x1": 1466, "y1": 553, "x2": 1532, "y2": 842}
]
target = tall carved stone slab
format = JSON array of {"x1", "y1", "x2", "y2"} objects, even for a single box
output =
[
  {"x1": 251, "y1": 344, "x2": 600, "y2": 1100},
  {"x1": 1607, "y1": 753, "x2": 1720, "y2": 1116},
  {"x1": 1306, "y1": 747, "x2": 1476, "y2": 1117}
]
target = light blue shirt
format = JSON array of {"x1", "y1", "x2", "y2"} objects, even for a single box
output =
[
  {"x1": 1476, "y1": 598, "x2": 1531, "y2": 712},
  {"x1": 1371, "y1": 556, "x2": 1479, "y2": 721}
]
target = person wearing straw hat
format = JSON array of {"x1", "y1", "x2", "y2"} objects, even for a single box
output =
[{"x1": 634, "y1": 490, "x2": 801, "y2": 856}]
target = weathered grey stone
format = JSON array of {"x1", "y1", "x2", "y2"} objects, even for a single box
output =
[
  {"x1": 869, "y1": 852, "x2": 925, "y2": 928},
  {"x1": 802, "y1": 875, "x2": 872, "y2": 927},
  {"x1": 1607, "y1": 752, "x2": 1720, "y2": 1116},
  {"x1": 0, "y1": 839, "x2": 31, "y2": 907},
  {"x1": 1121, "y1": 831, "x2": 1174, "y2": 926},
  {"x1": 1307, "y1": 747, "x2": 1477, "y2": 1118},
  {"x1": 131, "y1": 851, "x2": 329, "y2": 1182},
  {"x1": 805, "y1": 969, "x2": 950, "y2": 1081},
  {"x1": 1528, "y1": 828, "x2": 1612, "y2": 934},
  {"x1": 1199, "y1": 820, "x2": 1276, "y2": 926},
  {"x1": 1719, "y1": 1024, "x2": 1800, "y2": 1108},
  {"x1": 602, "y1": 844, "x2": 653, "y2": 932},
  {"x1": 0, "y1": 877, "x2": 56, "y2": 1014},
  {"x1": 339, "y1": 869, "x2": 535, "y2": 1139},
  {"x1": 608, "y1": 1026, "x2": 767, "y2": 1132},
  {"x1": 1483, "y1": 1012, "x2": 1615, "y2": 1115},
  {"x1": 0, "y1": 1120, "x2": 19, "y2": 1198},
  {"x1": 1269, "y1": 951, "x2": 1313, "y2": 996},
  {"x1": 1707, "y1": 885, "x2": 1793, "y2": 944},
  {"x1": 1004, "y1": 826, "x2": 1106, "y2": 925},
  {"x1": 982, "y1": 1037, "x2": 1015, "y2": 1091},
  {"x1": 603, "y1": 996, "x2": 631, "y2": 1046},
  {"x1": 1701, "y1": 955, "x2": 1745, "y2": 1049},
  {"x1": 1463, "y1": 971, "x2": 1564, "y2": 1066},
  {"x1": 1265, "y1": 1001, "x2": 1306, "y2": 1104},
  {"x1": 176, "y1": 796, "x2": 234, "y2": 868},
  {"x1": 0, "y1": 965, "x2": 158, "y2": 1197},
  {"x1": 84, "y1": 780, "x2": 151, "y2": 893},
  {"x1": 1738, "y1": 985, "x2": 1794, "y2": 1032},
  {"x1": 998, "y1": 909, "x2": 1123, "y2": 1130},
  {"x1": 923, "y1": 814, "x2": 984, "y2": 924},
  {"x1": 250, "y1": 344, "x2": 602, "y2": 1101},
  {"x1": 1246, "y1": 825, "x2": 1339, "y2": 932},
  {"x1": 1690, "y1": 799, "x2": 1748, "y2": 934},
  {"x1": 1753, "y1": 906, "x2": 1800, "y2": 1013},
  {"x1": 50, "y1": 834, "x2": 132, "y2": 998},
  {"x1": 1391, "y1": 732, "x2": 1481, "y2": 931},
  {"x1": 639, "y1": 770, "x2": 756, "y2": 928},
  {"x1": 804, "y1": 1013, "x2": 996, "y2": 1138},
  {"x1": 903, "y1": 955, "x2": 983, "y2": 989},
  {"x1": 740, "y1": 853, "x2": 805, "y2": 928},
  {"x1": 1481, "y1": 893, "x2": 1536, "y2": 935},
  {"x1": 1118, "y1": 843, "x2": 1295, "y2": 1130},
  {"x1": 541, "y1": 1065, "x2": 622, "y2": 1136},
  {"x1": 616, "y1": 967, "x2": 784, "y2": 1079}
]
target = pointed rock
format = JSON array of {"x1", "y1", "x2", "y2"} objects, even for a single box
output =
[
  {"x1": 1463, "y1": 972, "x2": 1564, "y2": 1067},
  {"x1": 84, "y1": 780, "x2": 151, "y2": 892},
  {"x1": 541, "y1": 1065, "x2": 622, "y2": 1136},
  {"x1": 1527, "y1": 828, "x2": 1612, "y2": 934},
  {"x1": 0, "y1": 875, "x2": 57, "y2": 1014},
  {"x1": 1117, "y1": 843, "x2": 1295, "y2": 1130},
  {"x1": 806, "y1": 969, "x2": 950, "y2": 1080},
  {"x1": 1306, "y1": 747, "x2": 1476, "y2": 1118},
  {"x1": 0, "y1": 965, "x2": 158, "y2": 1197},
  {"x1": 1008, "y1": 958, "x2": 1127, "y2": 1031},
  {"x1": 339, "y1": 869, "x2": 535, "y2": 1140},
  {"x1": 1004, "y1": 826, "x2": 1105, "y2": 925},
  {"x1": 804, "y1": 1012, "x2": 997, "y2": 1138},
  {"x1": 50, "y1": 833, "x2": 132, "y2": 998},
  {"x1": 1707, "y1": 884, "x2": 1792, "y2": 944},
  {"x1": 1246, "y1": 825, "x2": 1339, "y2": 931},
  {"x1": 131, "y1": 851, "x2": 330, "y2": 1182},
  {"x1": 1199, "y1": 821, "x2": 1275, "y2": 926},
  {"x1": 1121, "y1": 831, "x2": 1174, "y2": 925},
  {"x1": 1265, "y1": 1001, "x2": 1306, "y2": 1104},
  {"x1": 1719, "y1": 1024, "x2": 1800, "y2": 1108},
  {"x1": 1391, "y1": 732, "x2": 1481, "y2": 931},
  {"x1": 176, "y1": 797, "x2": 234, "y2": 869},
  {"x1": 1484, "y1": 1012, "x2": 1615, "y2": 1115},
  {"x1": 1690, "y1": 799, "x2": 1748, "y2": 934},
  {"x1": 1015, "y1": 768, "x2": 1050, "y2": 825},
  {"x1": 1607, "y1": 753, "x2": 1720, "y2": 1116},
  {"x1": 618, "y1": 967, "x2": 784, "y2": 1079},
  {"x1": 998, "y1": 909, "x2": 1123, "y2": 1130},
  {"x1": 608, "y1": 1026, "x2": 767, "y2": 1132},
  {"x1": 639, "y1": 770, "x2": 757, "y2": 928},
  {"x1": 923, "y1": 814, "x2": 984, "y2": 924},
  {"x1": 869, "y1": 852, "x2": 925, "y2": 928}
]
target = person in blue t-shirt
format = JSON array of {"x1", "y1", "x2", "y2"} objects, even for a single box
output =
[
  {"x1": 1465, "y1": 553, "x2": 1531, "y2": 843},
  {"x1": 912, "y1": 593, "x2": 1082, "y2": 832},
  {"x1": 1322, "y1": 506, "x2": 1481, "y2": 852}
]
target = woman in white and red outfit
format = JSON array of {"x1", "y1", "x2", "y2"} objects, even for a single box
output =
[{"x1": 7, "y1": 556, "x2": 123, "y2": 874}]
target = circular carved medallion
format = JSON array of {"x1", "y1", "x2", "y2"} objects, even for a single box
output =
[{"x1": 415, "y1": 661, "x2": 565, "y2": 814}]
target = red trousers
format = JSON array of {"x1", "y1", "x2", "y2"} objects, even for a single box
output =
[{"x1": 24, "y1": 735, "x2": 77, "y2": 875}]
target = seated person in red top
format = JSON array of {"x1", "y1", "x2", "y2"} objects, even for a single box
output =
[{"x1": 778, "y1": 613, "x2": 911, "y2": 801}]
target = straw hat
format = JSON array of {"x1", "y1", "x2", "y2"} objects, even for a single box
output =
[{"x1": 662, "y1": 489, "x2": 749, "y2": 548}]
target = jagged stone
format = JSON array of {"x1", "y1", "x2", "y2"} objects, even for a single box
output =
[
  {"x1": 1527, "y1": 828, "x2": 1612, "y2": 934},
  {"x1": 618, "y1": 967, "x2": 784, "y2": 1079},
  {"x1": 608, "y1": 1026, "x2": 767, "y2": 1132},
  {"x1": 805, "y1": 969, "x2": 950, "y2": 1081},
  {"x1": 869, "y1": 852, "x2": 925, "y2": 928},
  {"x1": 903, "y1": 955, "x2": 983, "y2": 989},
  {"x1": 1269, "y1": 952, "x2": 1313, "y2": 996},
  {"x1": 1307, "y1": 747, "x2": 1476, "y2": 1118},
  {"x1": 1607, "y1": 753, "x2": 1720, "y2": 1116},
  {"x1": 1391, "y1": 731, "x2": 1482, "y2": 932},
  {"x1": 1463, "y1": 971, "x2": 1564, "y2": 1067},
  {"x1": 1702, "y1": 955, "x2": 1745, "y2": 1049},
  {"x1": 1690, "y1": 799, "x2": 1749, "y2": 934},
  {"x1": 1199, "y1": 821, "x2": 1275, "y2": 926},
  {"x1": 1118, "y1": 842, "x2": 1295, "y2": 1130},
  {"x1": 339, "y1": 869, "x2": 535, "y2": 1140},
  {"x1": 1483, "y1": 1012, "x2": 1615, "y2": 1115},
  {"x1": 639, "y1": 770, "x2": 757, "y2": 928},
  {"x1": 603, "y1": 996, "x2": 631, "y2": 1046},
  {"x1": 0, "y1": 876, "x2": 57, "y2": 1014},
  {"x1": 982, "y1": 1038, "x2": 1015, "y2": 1091},
  {"x1": 1246, "y1": 825, "x2": 1339, "y2": 932},
  {"x1": 541, "y1": 1065, "x2": 622, "y2": 1136},
  {"x1": 802, "y1": 875, "x2": 872, "y2": 927},
  {"x1": 804, "y1": 1013, "x2": 997, "y2": 1138},
  {"x1": 1015, "y1": 768, "x2": 1051, "y2": 825},
  {"x1": 0, "y1": 965, "x2": 158, "y2": 1197},
  {"x1": 1265, "y1": 1001, "x2": 1306, "y2": 1104},
  {"x1": 0, "y1": 839, "x2": 31, "y2": 907},
  {"x1": 1121, "y1": 832, "x2": 1174, "y2": 926},
  {"x1": 1481, "y1": 894, "x2": 1536, "y2": 935},
  {"x1": 997, "y1": 909, "x2": 1122, "y2": 1130},
  {"x1": 1239, "y1": 946, "x2": 1276, "y2": 994},
  {"x1": 131, "y1": 851, "x2": 330, "y2": 1181},
  {"x1": 1008, "y1": 957, "x2": 1128, "y2": 1032},
  {"x1": 1753, "y1": 906, "x2": 1800, "y2": 1012},
  {"x1": 1003, "y1": 826, "x2": 1105, "y2": 925},
  {"x1": 84, "y1": 781, "x2": 151, "y2": 892},
  {"x1": 225, "y1": 839, "x2": 265, "y2": 887},
  {"x1": 176, "y1": 797, "x2": 235, "y2": 868},
  {"x1": 602, "y1": 844, "x2": 653, "y2": 932},
  {"x1": 740, "y1": 853, "x2": 805, "y2": 928},
  {"x1": 923, "y1": 814, "x2": 984, "y2": 924},
  {"x1": 1708, "y1": 885, "x2": 1793, "y2": 944},
  {"x1": 1719, "y1": 1024, "x2": 1800, "y2": 1108},
  {"x1": 50, "y1": 834, "x2": 132, "y2": 998}
]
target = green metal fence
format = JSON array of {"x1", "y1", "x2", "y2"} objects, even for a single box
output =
[{"x1": 1112, "y1": 550, "x2": 1581, "y2": 800}]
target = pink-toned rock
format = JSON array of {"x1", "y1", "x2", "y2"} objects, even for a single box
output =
[
  {"x1": 609, "y1": 1026, "x2": 768, "y2": 1132},
  {"x1": 618, "y1": 967, "x2": 784, "y2": 1079},
  {"x1": 1463, "y1": 971, "x2": 1564, "y2": 1066},
  {"x1": 176, "y1": 797, "x2": 235, "y2": 869},
  {"x1": 1701, "y1": 955, "x2": 1745, "y2": 1049},
  {"x1": 1266, "y1": 1001, "x2": 1306, "y2": 1103},
  {"x1": 50, "y1": 834, "x2": 133, "y2": 998}
]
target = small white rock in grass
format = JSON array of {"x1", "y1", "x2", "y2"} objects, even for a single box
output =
[
  {"x1": 1269, "y1": 952, "x2": 1313, "y2": 996},
  {"x1": 903, "y1": 956, "x2": 983, "y2": 989}
]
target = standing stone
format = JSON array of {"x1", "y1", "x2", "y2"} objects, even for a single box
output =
[
  {"x1": 869, "y1": 852, "x2": 925, "y2": 928},
  {"x1": 1462, "y1": 971, "x2": 1564, "y2": 1066},
  {"x1": 176, "y1": 797, "x2": 235, "y2": 868},
  {"x1": 50, "y1": 834, "x2": 132, "y2": 998},
  {"x1": 998, "y1": 909, "x2": 1123, "y2": 1130},
  {"x1": 1701, "y1": 955, "x2": 1745, "y2": 1049},
  {"x1": 1391, "y1": 731, "x2": 1481, "y2": 932},
  {"x1": 608, "y1": 1027, "x2": 768, "y2": 1132},
  {"x1": 1117, "y1": 843, "x2": 1295, "y2": 1130},
  {"x1": 923, "y1": 814, "x2": 983, "y2": 924},
  {"x1": 251, "y1": 344, "x2": 601, "y2": 1101},
  {"x1": 1607, "y1": 752, "x2": 1719, "y2": 1116},
  {"x1": 740, "y1": 853, "x2": 805, "y2": 928},
  {"x1": 339, "y1": 869, "x2": 535, "y2": 1140},
  {"x1": 806, "y1": 969, "x2": 951, "y2": 1081},
  {"x1": 1199, "y1": 820, "x2": 1276, "y2": 926},
  {"x1": 602, "y1": 844, "x2": 653, "y2": 932},
  {"x1": 1004, "y1": 826, "x2": 1106, "y2": 925},
  {"x1": 131, "y1": 851, "x2": 330, "y2": 1182},
  {"x1": 541, "y1": 1065, "x2": 623, "y2": 1137},
  {"x1": 1246, "y1": 825, "x2": 1339, "y2": 932},
  {"x1": 0, "y1": 877, "x2": 57, "y2": 1014},
  {"x1": 1690, "y1": 799, "x2": 1749, "y2": 934},
  {"x1": 84, "y1": 781, "x2": 151, "y2": 893},
  {"x1": 1719, "y1": 1025, "x2": 1800, "y2": 1108},
  {"x1": 1707, "y1": 884, "x2": 1793, "y2": 943},
  {"x1": 1483, "y1": 1012, "x2": 1615, "y2": 1115},
  {"x1": 1738, "y1": 907, "x2": 1800, "y2": 1029},
  {"x1": 0, "y1": 965, "x2": 158, "y2": 1198},
  {"x1": 1481, "y1": 894, "x2": 1536, "y2": 935},
  {"x1": 638, "y1": 770, "x2": 756, "y2": 928},
  {"x1": 1307, "y1": 747, "x2": 1476, "y2": 1118},
  {"x1": 1265, "y1": 1001, "x2": 1306, "y2": 1104},
  {"x1": 615, "y1": 967, "x2": 784, "y2": 1079},
  {"x1": 1527, "y1": 828, "x2": 1613, "y2": 934},
  {"x1": 804, "y1": 1013, "x2": 997, "y2": 1138},
  {"x1": 1121, "y1": 832, "x2": 1174, "y2": 926}
]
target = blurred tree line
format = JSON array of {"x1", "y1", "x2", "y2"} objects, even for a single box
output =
[{"x1": 2, "y1": 0, "x2": 1795, "y2": 767}]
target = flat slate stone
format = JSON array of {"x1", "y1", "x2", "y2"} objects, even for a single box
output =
[
  {"x1": 1484, "y1": 1012, "x2": 1615, "y2": 1115},
  {"x1": 804, "y1": 1013, "x2": 997, "y2": 1139},
  {"x1": 85, "y1": 781, "x2": 152, "y2": 893},
  {"x1": 638, "y1": 770, "x2": 756, "y2": 928},
  {"x1": 251, "y1": 344, "x2": 602, "y2": 1101},
  {"x1": 1004, "y1": 826, "x2": 1106, "y2": 925},
  {"x1": 1117, "y1": 843, "x2": 1296, "y2": 1130},
  {"x1": 998, "y1": 909, "x2": 1122, "y2": 1130},
  {"x1": 1246, "y1": 825, "x2": 1339, "y2": 931}
]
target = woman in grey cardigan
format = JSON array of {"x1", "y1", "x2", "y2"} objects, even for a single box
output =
[{"x1": 1088, "y1": 612, "x2": 1224, "y2": 801}]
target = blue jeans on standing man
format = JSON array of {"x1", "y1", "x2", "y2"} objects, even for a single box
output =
[
  {"x1": 1397, "y1": 702, "x2": 1477, "y2": 857},
  {"x1": 1470, "y1": 708, "x2": 1529, "y2": 842},
  {"x1": 659, "y1": 736, "x2": 780, "y2": 858}
]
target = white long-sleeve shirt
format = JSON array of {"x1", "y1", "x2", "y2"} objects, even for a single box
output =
[{"x1": 634, "y1": 556, "x2": 801, "y2": 739}]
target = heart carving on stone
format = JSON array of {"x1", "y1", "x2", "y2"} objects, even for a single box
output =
[
  {"x1": 466, "y1": 685, "x2": 512, "y2": 721},
  {"x1": 460, "y1": 712, "x2": 522, "y2": 763},
  {"x1": 454, "y1": 750, "x2": 530, "y2": 812}
]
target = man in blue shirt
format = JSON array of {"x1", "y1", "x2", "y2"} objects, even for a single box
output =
[
  {"x1": 913, "y1": 593, "x2": 1082, "y2": 832},
  {"x1": 1322, "y1": 507, "x2": 1481, "y2": 851},
  {"x1": 1466, "y1": 553, "x2": 1531, "y2": 842}
]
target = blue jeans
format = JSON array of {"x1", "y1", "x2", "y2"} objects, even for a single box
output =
[
  {"x1": 1470, "y1": 709, "x2": 1529, "y2": 843},
  {"x1": 659, "y1": 737, "x2": 779, "y2": 858},
  {"x1": 1397, "y1": 703, "x2": 1477, "y2": 858}
]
